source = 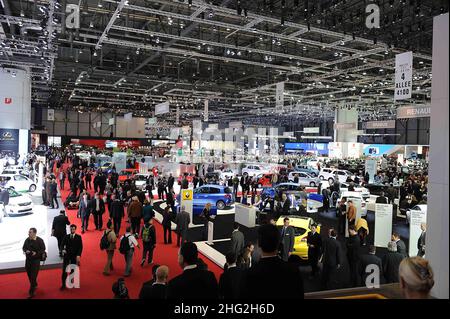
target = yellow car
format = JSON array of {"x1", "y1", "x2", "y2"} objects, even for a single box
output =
[{"x1": 276, "y1": 215, "x2": 321, "y2": 260}]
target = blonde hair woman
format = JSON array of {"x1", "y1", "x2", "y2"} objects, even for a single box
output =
[{"x1": 399, "y1": 257, "x2": 434, "y2": 299}]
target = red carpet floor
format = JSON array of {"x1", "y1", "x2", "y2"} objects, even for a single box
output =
[{"x1": 0, "y1": 167, "x2": 223, "y2": 299}]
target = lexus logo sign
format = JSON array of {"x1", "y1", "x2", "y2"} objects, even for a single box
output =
[{"x1": 4, "y1": 98, "x2": 12, "y2": 104}]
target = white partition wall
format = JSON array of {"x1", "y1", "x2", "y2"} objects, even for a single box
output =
[{"x1": 427, "y1": 13, "x2": 449, "y2": 299}]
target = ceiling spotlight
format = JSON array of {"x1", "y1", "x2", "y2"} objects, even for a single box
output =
[
  {"x1": 93, "y1": 51, "x2": 97, "y2": 57},
  {"x1": 90, "y1": 21, "x2": 94, "y2": 28},
  {"x1": 97, "y1": 1, "x2": 103, "y2": 8},
  {"x1": 20, "y1": 10, "x2": 25, "y2": 17}
]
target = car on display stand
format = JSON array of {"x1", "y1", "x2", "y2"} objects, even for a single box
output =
[
  {"x1": 218, "y1": 169, "x2": 236, "y2": 180},
  {"x1": 406, "y1": 204, "x2": 427, "y2": 224},
  {"x1": 134, "y1": 173, "x2": 150, "y2": 190},
  {"x1": 118, "y1": 169, "x2": 139, "y2": 183},
  {"x1": 0, "y1": 174, "x2": 37, "y2": 193},
  {"x1": 0, "y1": 167, "x2": 31, "y2": 177},
  {"x1": 241, "y1": 164, "x2": 270, "y2": 177},
  {"x1": 99, "y1": 162, "x2": 114, "y2": 174},
  {"x1": 0, "y1": 188, "x2": 34, "y2": 216},
  {"x1": 256, "y1": 173, "x2": 273, "y2": 188},
  {"x1": 318, "y1": 169, "x2": 354, "y2": 184},
  {"x1": 275, "y1": 215, "x2": 321, "y2": 260},
  {"x1": 76, "y1": 151, "x2": 91, "y2": 161},
  {"x1": 293, "y1": 165, "x2": 319, "y2": 177},
  {"x1": 338, "y1": 191, "x2": 368, "y2": 217},
  {"x1": 261, "y1": 182, "x2": 304, "y2": 200},
  {"x1": 176, "y1": 184, "x2": 234, "y2": 212},
  {"x1": 287, "y1": 171, "x2": 320, "y2": 187}
]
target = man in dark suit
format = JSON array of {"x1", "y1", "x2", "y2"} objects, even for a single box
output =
[
  {"x1": 375, "y1": 191, "x2": 388, "y2": 204},
  {"x1": 359, "y1": 245, "x2": 383, "y2": 286},
  {"x1": 279, "y1": 217, "x2": 295, "y2": 261},
  {"x1": 167, "y1": 242, "x2": 218, "y2": 299},
  {"x1": 392, "y1": 232, "x2": 408, "y2": 257},
  {"x1": 50, "y1": 179, "x2": 59, "y2": 209},
  {"x1": 175, "y1": 206, "x2": 191, "y2": 247},
  {"x1": 382, "y1": 241, "x2": 405, "y2": 283},
  {"x1": 139, "y1": 265, "x2": 169, "y2": 299},
  {"x1": 52, "y1": 210, "x2": 70, "y2": 256},
  {"x1": 167, "y1": 173, "x2": 175, "y2": 192},
  {"x1": 239, "y1": 224, "x2": 304, "y2": 299},
  {"x1": 417, "y1": 223, "x2": 426, "y2": 257},
  {"x1": 279, "y1": 194, "x2": 291, "y2": 217},
  {"x1": 109, "y1": 194, "x2": 124, "y2": 235},
  {"x1": 321, "y1": 228, "x2": 342, "y2": 290},
  {"x1": 346, "y1": 225, "x2": 361, "y2": 287},
  {"x1": 89, "y1": 193, "x2": 105, "y2": 230},
  {"x1": 230, "y1": 222, "x2": 245, "y2": 258},
  {"x1": 60, "y1": 224, "x2": 83, "y2": 290},
  {"x1": 306, "y1": 223, "x2": 322, "y2": 278},
  {"x1": 219, "y1": 252, "x2": 243, "y2": 299}
]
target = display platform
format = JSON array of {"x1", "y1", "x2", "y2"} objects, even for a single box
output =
[{"x1": 0, "y1": 194, "x2": 63, "y2": 273}]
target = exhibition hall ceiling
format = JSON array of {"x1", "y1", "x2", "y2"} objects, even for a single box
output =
[{"x1": 0, "y1": 0, "x2": 447, "y2": 126}]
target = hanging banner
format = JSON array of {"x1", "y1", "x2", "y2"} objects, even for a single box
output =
[
  {"x1": 0, "y1": 128, "x2": 19, "y2": 158},
  {"x1": 396, "y1": 105, "x2": 431, "y2": 119},
  {"x1": 204, "y1": 100, "x2": 209, "y2": 122},
  {"x1": 108, "y1": 117, "x2": 115, "y2": 125},
  {"x1": 394, "y1": 51, "x2": 413, "y2": 101},
  {"x1": 363, "y1": 120, "x2": 396, "y2": 129},
  {"x1": 333, "y1": 122, "x2": 356, "y2": 130},
  {"x1": 47, "y1": 109, "x2": 55, "y2": 121},
  {"x1": 176, "y1": 106, "x2": 180, "y2": 125},
  {"x1": 275, "y1": 82, "x2": 284, "y2": 111},
  {"x1": 155, "y1": 101, "x2": 170, "y2": 115},
  {"x1": 409, "y1": 207, "x2": 427, "y2": 257},
  {"x1": 374, "y1": 204, "x2": 393, "y2": 248},
  {"x1": 303, "y1": 127, "x2": 320, "y2": 133},
  {"x1": 365, "y1": 159, "x2": 378, "y2": 183}
]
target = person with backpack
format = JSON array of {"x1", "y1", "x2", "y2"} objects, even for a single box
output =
[
  {"x1": 102, "y1": 220, "x2": 117, "y2": 276},
  {"x1": 140, "y1": 219, "x2": 156, "y2": 266},
  {"x1": 120, "y1": 226, "x2": 140, "y2": 277}
]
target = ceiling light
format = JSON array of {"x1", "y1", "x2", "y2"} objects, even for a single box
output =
[{"x1": 93, "y1": 51, "x2": 97, "y2": 57}]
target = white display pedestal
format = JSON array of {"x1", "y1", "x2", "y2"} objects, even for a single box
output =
[
  {"x1": 235, "y1": 203, "x2": 256, "y2": 228},
  {"x1": 374, "y1": 204, "x2": 393, "y2": 247},
  {"x1": 207, "y1": 221, "x2": 214, "y2": 245}
]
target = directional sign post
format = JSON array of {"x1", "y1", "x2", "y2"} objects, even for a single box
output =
[{"x1": 180, "y1": 189, "x2": 194, "y2": 227}]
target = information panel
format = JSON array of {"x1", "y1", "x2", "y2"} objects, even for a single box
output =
[
  {"x1": 374, "y1": 204, "x2": 393, "y2": 247},
  {"x1": 409, "y1": 207, "x2": 427, "y2": 257},
  {"x1": 394, "y1": 51, "x2": 413, "y2": 101}
]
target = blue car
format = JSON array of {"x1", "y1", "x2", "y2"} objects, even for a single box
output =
[
  {"x1": 176, "y1": 184, "x2": 234, "y2": 215},
  {"x1": 261, "y1": 182, "x2": 304, "y2": 200}
]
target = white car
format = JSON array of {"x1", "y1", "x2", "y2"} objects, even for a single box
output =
[
  {"x1": 218, "y1": 169, "x2": 236, "y2": 180},
  {"x1": 319, "y1": 169, "x2": 354, "y2": 183},
  {"x1": 0, "y1": 188, "x2": 33, "y2": 216},
  {"x1": 0, "y1": 174, "x2": 37, "y2": 192},
  {"x1": 0, "y1": 167, "x2": 30, "y2": 176},
  {"x1": 406, "y1": 204, "x2": 427, "y2": 224},
  {"x1": 338, "y1": 191, "x2": 368, "y2": 217},
  {"x1": 134, "y1": 173, "x2": 150, "y2": 190},
  {"x1": 76, "y1": 151, "x2": 91, "y2": 161},
  {"x1": 287, "y1": 171, "x2": 320, "y2": 187},
  {"x1": 241, "y1": 165, "x2": 270, "y2": 177}
]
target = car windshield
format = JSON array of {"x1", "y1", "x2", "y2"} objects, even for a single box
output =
[
  {"x1": 7, "y1": 188, "x2": 20, "y2": 197},
  {"x1": 224, "y1": 187, "x2": 232, "y2": 194}
]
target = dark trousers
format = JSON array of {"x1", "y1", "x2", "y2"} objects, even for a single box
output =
[
  {"x1": 177, "y1": 229, "x2": 188, "y2": 247},
  {"x1": 25, "y1": 259, "x2": 41, "y2": 291},
  {"x1": 59, "y1": 180, "x2": 65, "y2": 190},
  {"x1": 309, "y1": 250, "x2": 320, "y2": 276},
  {"x1": 338, "y1": 215, "x2": 346, "y2": 236},
  {"x1": 51, "y1": 194, "x2": 59, "y2": 208},
  {"x1": 85, "y1": 180, "x2": 91, "y2": 189},
  {"x1": 94, "y1": 183, "x2": 99, "y2": 193},
  {"x1": 61, "y1": 257, "x2": 77, "y2": 287},
  {"x1": 113, "y1": 218, "x2": 122, "y2": 235},
  {"x1": 55, "y1": 234, "x2": 64, "y2": 254},
  {"x1": 349, "y1": 261, "x2": 359, "y2": 287},
  {"x1": 82, "y1": 213, "x2": 90, "y2": 231},
  {"x1": 321, "y1": 264, "x2": 336, "y2": 290},
  {"x1": 130, "y1": 217, "x2": 141, "y2": 235},
  {"x1": 163, "y1": 225, "x2": 172, "y2": 244},
  {"x1": 93, "y1": 212, "x2": 103, "y2": 230},
  {"x1": 142, "y1": 243, "x2": 155, "y2": 263}
]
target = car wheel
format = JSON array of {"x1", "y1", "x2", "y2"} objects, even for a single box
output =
[
  {"x1": 29, "y1": 184, "x2": 36, "y2": 192},
  {"x1": 216, "y1": 200, "x2": 226, "y2": 210},
  {"x1": 319, "y1": 175, "x2": 324, "y2": 180},
  {"x1": 328, "y1": 178, "x2": 334, "y2": 184},
  {"x1": 309, "y1": 181, "x2": 316, "y2": 187}
]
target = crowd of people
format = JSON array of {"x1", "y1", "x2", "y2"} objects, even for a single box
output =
[{"x1": 16, "y1": 146, "x2": 434, "y2": 299}]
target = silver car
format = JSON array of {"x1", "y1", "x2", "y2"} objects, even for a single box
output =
[{"x1": 288, "y1": 171, "x2": 320, "y2": 187}]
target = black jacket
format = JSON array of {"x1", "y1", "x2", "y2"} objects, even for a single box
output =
[
  {"x1": 375, "y1": 196, "x2": 388, "y2": 204},
  {"x1": 162, "y1": 210, "x2": 173, "y2": 227},
  {"x1": 322, "y1": 237, "x2": 342, "y2": 268},
  {"x1": 219, "y1": 266, "x2": 244, "y2": 299},
  {"x1": 239, "y1": 256, "x2": 304, "y2": 299},
  {"x1": 382, "y1": 251, "x2": 404, "y2": 283},
  {"x1": 167, "y1": 176, "x2": 175, "y2": 188},
  {"x1": 50, "y1": 182, "x2": 58, "y2": 195},
  {"x1": 167, "y1": 266, "x2": 218, "y2": 299},
  {"x1": 109, "y1": 200, "x2": 124, "y2": 220},
  {"x1": 89, "y1": 198, "x2": 105, "y2": 214},
  {"x1": 396, "y1": 239, "x2": 408, "y2": 257},
  {"x1": 52, "y1": 214, "x2": 70, "y2": 237},
  {"x1": 61, "y1": 233, "x2": 83, "y2": 259},
  {"x1": 139, "y1": 281, "x2": 167, "y2": 299},
  {"x1": 306, "y1": 231, "x2": 322, "y2": 257},
  {"x1": 359, "y1": 253, "x2": 383, "y2": 284},
  {"x1": 346, "y1": 235, "x2": 361, "y2": 264},
  {"x1": 22, "y1": 237, "x2": 46, "y2": 261}
]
